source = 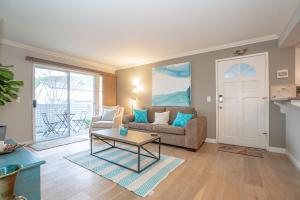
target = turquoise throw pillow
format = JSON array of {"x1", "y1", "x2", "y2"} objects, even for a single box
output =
[
  {"x1": 134, "y1": 109, "x2": 148, "y2": 123},
  {"x1": 172, "y1": 112, "x2": 193, "y2": 127}
]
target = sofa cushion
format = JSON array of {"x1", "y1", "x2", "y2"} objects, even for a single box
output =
[
  {"x1": 128, "y1": 122, "x2": 153, "y2": 131},
  {"x1": 166, "y1": 107, "x2": 197, "y2": 124},
  {"x1": 143, "y1": 106, "x2": 165, "y2": 123},
  {"x1": 172, "y1": 112, "x2": 193, "y2": 127},
  {"x1": 153, "y1": 111, "x2": 170, "y2": 125},
  {"x1": 133, "y1": 109, "x2": 148, "y2": 123},
  {"x1": 154, "y1": 124, "x2": 185, "y2": 135},
  {"x1": 91, "y1": 121, "x2": 114, "y2": 129}
]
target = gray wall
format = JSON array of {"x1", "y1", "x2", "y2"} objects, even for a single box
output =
[
  {"x1": 116, "y1": 40, "x2": 295, "y2": 148},
  {"x1": 286, "y1": 104, "x2": 300, "y2": 165},
  {"x1": 0, "y1": 44, "x2": 105, "y2": 142}
]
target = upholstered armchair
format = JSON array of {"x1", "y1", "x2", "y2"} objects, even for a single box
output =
[{"x1": 89, "y1": 106, "x2": 124, "y2": 136}]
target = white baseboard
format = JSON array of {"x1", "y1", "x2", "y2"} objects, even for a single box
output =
[
  {"x1": 286, "y1": 151, "x2": 300, "y2": 171},
  {"x1": 268, "y1": 146, "x2": 286, "y2": 154},
  {"x1": 268, "y1": 147, "x2": 300, "y2": 171},
  {"x1": 19, "y1": 140, "x2": 33, "y2": 145},
  {"x1": 205, "y1": 138, "x2": 217, "y2": 143}
]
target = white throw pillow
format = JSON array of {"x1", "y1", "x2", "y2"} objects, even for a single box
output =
[
  {"x1": 153, "y1": 111, "x2": 170, "y2": 125},
  {"x1": 101, "y1": 108, "x2": 116, "y2": 121}
]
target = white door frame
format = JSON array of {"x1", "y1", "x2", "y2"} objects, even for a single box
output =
[
  {"x1": 215, "y1": 52, "x2": 269, "y2": 150},
  {"x1": 32, "y1": 66, "x2": 37, "y2": 143}
]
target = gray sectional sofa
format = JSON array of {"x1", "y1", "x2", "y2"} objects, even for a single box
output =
[{"x1": 123, "y1": 106, "x2": 207, "y2": 151}]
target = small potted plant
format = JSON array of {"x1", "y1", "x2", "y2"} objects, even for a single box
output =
[{"x1": 0, "y1": 64, "x2": 24, "y2": 140}]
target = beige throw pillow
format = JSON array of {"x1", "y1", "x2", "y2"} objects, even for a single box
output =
[{"x1": 153, "y1": 111, "x2": 170, "y2": 125}]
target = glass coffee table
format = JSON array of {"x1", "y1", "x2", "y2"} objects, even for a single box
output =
[{"x1": 91, "y1": 128, "x2": 161, "y2": 173}]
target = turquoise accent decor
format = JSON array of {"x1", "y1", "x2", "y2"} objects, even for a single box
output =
[
  {"x1": 0, "y1": 164, "x2": 21, "y2": 177},
  {"x1": 152, "y1": 87, "x2": 190, "y2": 106},
  {"x1": 65, "y1": 143, "x2": 184, "y2": 197},
  {"x1": 153, "y1": 63, "x2": 191, "y2": 77},
  {"x1": 172, "y1": 112, "x2": 193, "y2": 127},
  {"x1": 134, "y1": 109, "x2": 148, "y2": 123},
  {"x1": 119, "y1": 127, "x2": 128, "y2": 136},
  {"x1": 152, "y1": 62, "x2": 191, "y2": 106},
  {"x1": 0, "y1": 139, "x2": 46, "y2": 200}
]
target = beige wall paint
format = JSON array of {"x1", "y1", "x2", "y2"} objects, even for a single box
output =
[
  {"x1": 103, "y1": 75, "x2": 117, "y2": 106},
  {"x1": 0, "y1": 44, "x2": 108, "y2": 142},
  {"x1": 296, "y1": 48, "x2": 300, "y2": 85},
  {"x1": 0, "y1": 19, "x2": 3, "y2": 40},
  {"x1": 117, "y1": 40, "x2": 295, "y2": 148}
]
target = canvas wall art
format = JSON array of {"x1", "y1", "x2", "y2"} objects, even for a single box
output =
[{"x1": 152, "y1": 62, "x2": 191, "y2": 106}]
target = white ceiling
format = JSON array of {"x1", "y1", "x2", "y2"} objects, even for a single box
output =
[{"x1": 0, "y1": 0, "x2": 299, "y2": 70}]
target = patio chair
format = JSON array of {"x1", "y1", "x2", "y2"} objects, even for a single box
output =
[
  {"x1": 41, "y1": 113, "x2": 60, "y2": 136},
  {"x1": 73, "y1": 111, "x2": 88, "y2": 133}
]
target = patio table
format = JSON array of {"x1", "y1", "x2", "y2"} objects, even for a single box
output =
[{"x1": 56, "y1": 113, "x2": 76, "y2": 134}]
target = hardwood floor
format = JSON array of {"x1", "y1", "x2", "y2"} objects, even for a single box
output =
[{"x1": 29, "y1": 140, "x2": 300, "y2": 200}]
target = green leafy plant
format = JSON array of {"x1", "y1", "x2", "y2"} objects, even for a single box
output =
[
  {"x1": 0, "y1": 64, "x2": 24, "y2": 106},
  {"x1": 84, "y1": 119, "x2": 91, "y2": 127}
]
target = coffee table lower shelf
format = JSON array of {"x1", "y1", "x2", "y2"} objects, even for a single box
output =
[{"x1": 90, "y1": 135, "x2": 161, "y2": 173}]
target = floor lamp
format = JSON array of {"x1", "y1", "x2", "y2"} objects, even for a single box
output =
[{"x1": 131, "y1": 86, "x2": 137, "y2": 114}]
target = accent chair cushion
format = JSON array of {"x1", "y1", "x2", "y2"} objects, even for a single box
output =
[
  {"x1": 152, "y1": 111, "x2": 170, "y2": 125},
  {"x1": 101, "y1": 108, "x2": 116, "y2": 121},
  {"x1": 172, "y1": 112, "x2": 193, "y2": 127},
  {"x1": 154, "y1": 124, "x2": 185, "y2": 135},
  {"x1": 133, "y1": 109, "x2": 148, "y2": 123}
]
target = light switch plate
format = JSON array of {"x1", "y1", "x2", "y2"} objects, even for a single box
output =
[
  {"x1": 207, "y1": 96, "x2": 211, "y2": 102},
  {"x1": 277, "y1": 69, "x2": 288, "y2": 79}
]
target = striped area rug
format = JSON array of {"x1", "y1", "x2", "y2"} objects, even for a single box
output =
[{"x1": 65, "y1": 144, "x2": 184, "y2": 197}]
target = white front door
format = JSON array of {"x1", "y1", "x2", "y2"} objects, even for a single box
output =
[{"x1": 216, "y1": 53, "x2": 268, "y2": 149}]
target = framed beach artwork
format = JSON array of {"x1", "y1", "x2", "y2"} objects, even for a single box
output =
[{"x1": 152, "y1": 62, "x2": 191, "y2": 106}]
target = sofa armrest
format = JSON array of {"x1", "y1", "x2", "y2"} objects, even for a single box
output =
[
  {"x1": 185, "y1": 116, "x2": 207, "y2": 150},
  {"x1": 123, "y1": 115, "x2": 134, "y2": 124},
  {"x1": 91, "y1": 115, "x2": 102, "y2": 122}
]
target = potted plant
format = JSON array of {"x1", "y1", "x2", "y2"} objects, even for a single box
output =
[
  {"x1": 0, "y1": 164, "x2": 27, "y2": 199},
  {"x1": 0, "y1": 64, "x2": 24, "y2": 140}
]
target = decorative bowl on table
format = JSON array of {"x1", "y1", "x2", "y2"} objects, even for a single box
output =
[{"x1": 0, "y1": 143, "x2": 24, "y2": 155}]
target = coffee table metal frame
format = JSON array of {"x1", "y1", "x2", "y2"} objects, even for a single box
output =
[{"x1": 90, "y1": 133, "x2": 161, "y2": 173}]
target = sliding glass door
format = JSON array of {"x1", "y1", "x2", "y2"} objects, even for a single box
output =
[
  {"x1": 70, "y1": 72, "x2": 95, "y2": 136},
  {"x1": 34, "y1": 65, "x2": 96, "y2": 142}
]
